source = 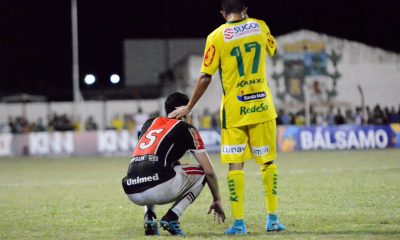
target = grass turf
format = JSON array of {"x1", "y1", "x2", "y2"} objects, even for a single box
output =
[{"x1": 0, "y1": 149, "x2": 399, "y2": 239}]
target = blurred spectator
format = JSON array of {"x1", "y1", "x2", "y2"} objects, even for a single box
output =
[
  {"x1": 372, "y1": 104, "x2": 384, "y2": 125},
  {"x1": 3, "y1": 103, "x2": 398, "y2": 134},
  {"x1": 211, "y1": 110, "x2": 220, "y2": 129},
  {"x1": 111, "y1": 114, "x2": 124, "y2": 131},
  {"x1": 124, "y1": 115, "x2": 136, "y2": 132},
  {"x1": 334, "y1": 109, "x2": 345, "y2": 125},
  {"x1": 354, "y1": 107, "x2": 364, "y2": 125},
  {"x1": 277, "y1": 109, "x2": 290, "y2": 125},
  {"x1": 344, "y1": 108, "x2": 354, "y2": 124},
  {"x1": 48, "y1": 114, "x2": 73, "y2": 131},
  {"x1": 398, "y1": 105, "x2": 400, "y2": 123},
  {"x1": 315, "y1": 112, "x2": 326, "y2": 126},
  {"x1": 383, "y1": 107, "x2": 390, "y2": 124},
  {"x1": 294, "y1": 110, "x2": 305, "y2": 126},
  {"x1": 365, "y1": 106, "x2": 374, "y2": 125},
  {"x1": 199, "y1": 108, "x2": 212, "y2": 129},
  {"x1": 72, "y1": 119, "x2": 82, "y2": 131},
  {"x1": 388, "y1": 107, "x2": 399, "y2": 123},
  {"x1": 85, "y1": 116, "x2": 98, "y2": 131},
  {"x1": 0, "y1": 121, "x2": 11, "y2": 133},
  {"x1": 288, "y1": 113, "x2": 295, "y2": 125},
  {"x1": 134, "y1": 107, "x2": 148, "y2": 130},
  {"x1": 33, "y1": 118, "x2": 46, "y2": 132},
  {"x1": 8, "y1": 116, "x2": 30, "y2": 133},
  {"x1": 326, "y1": 106, "x2": 335, "y2": 126}
]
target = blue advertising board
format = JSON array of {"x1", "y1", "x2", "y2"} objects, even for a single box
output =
[{"x1": 277, "y1": 125, "x2": 397, "y2": 152}]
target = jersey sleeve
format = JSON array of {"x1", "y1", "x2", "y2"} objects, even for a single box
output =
[
  {"x1": 200, "y1": 32, "x2": 220, "y2": 75},
  {"x1": 183, "y1": 124, "x2": 206, "y2": 153},
  {"x1": 261, "y1": 21, "x2": 277, "y2": 57}
]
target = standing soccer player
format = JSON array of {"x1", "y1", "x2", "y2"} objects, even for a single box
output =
[{"x1": 168, "y1": 0, "x2": 285, "y2": 235}]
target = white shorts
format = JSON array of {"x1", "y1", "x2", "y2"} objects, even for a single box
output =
[{"x1": 126, "y1": 164, "x2": 205, "y2": 205}]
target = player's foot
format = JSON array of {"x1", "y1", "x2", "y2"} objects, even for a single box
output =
[
  {"x1": 160, "y1": 210, "x2": 185, "y2": 236},
  {"x1": 266, "y1": 214, "x2": 286, "y2": 232},
  {"x1": 224, "y1": 219, "x2": 247, "y2": 235},
  {"x1": 144, "y1": 210, "x2": 159, "y2": 236}
]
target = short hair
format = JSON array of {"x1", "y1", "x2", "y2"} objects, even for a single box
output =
[
  {"x1": 221, "y1": 0, "x2": 246, "y2": 14},
  {"x1": 164, "y1": 92, "x2": 189, "y2": 115}
]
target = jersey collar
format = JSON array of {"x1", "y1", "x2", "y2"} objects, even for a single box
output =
[{"x1": 226, "y1": 18, "x2": 247, "y2": 24}]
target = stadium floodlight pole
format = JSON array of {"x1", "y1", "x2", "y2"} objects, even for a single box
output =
[
  {"x1": 304, "y1": 77, "x2": 311, "y2": 126},
  {"x1": 71, "y1": 0, "x2": 83, "y2": 127}
]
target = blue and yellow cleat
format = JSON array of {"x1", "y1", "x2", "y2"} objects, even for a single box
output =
[
  {"x1": 224, "y1": 220, "x2": 247, "y2": 235},
  {"x1": 266, "y1": 214, "x2": 286, "y2": 232},
  {"x1": 160, "y1": 220, "x2": 185, "y2": 236}
]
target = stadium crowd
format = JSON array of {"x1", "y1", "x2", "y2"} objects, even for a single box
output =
[
  {"x1": 1, "y1": 104, "x2": 399, "y2": 134},
  {"x1": 275, "y1": 105, "x2": 400, "y2": 127}
]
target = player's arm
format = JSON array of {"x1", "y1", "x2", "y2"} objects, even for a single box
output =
[
  {"x1": 168, "y1": 73, "x2": 211, "y2": 119},
  {"x1": 191, "y1": 150, "x2": 225, "y2": 223},
  {"x1": 262, "y1": 21, "x2": 277, "y2": 57},
  {"x1": 168, "y1": 34, "x2": 218, "y2": 119}
]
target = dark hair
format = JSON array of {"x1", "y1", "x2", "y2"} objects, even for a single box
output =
[
  {"x1": 221, "y1": 0, "x2": 246, "y2": 14},
  {"x1": 164, "y1": 92, "x2": 189, "y2": 115}
]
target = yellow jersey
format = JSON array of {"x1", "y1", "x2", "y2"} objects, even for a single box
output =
[{"x1": 200, "y1": 18, "x2": 277, "y2": 128}]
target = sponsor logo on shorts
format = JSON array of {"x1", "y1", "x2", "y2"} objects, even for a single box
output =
[
  {"x1": 252, "y1": 146, "x2": 269, "y2": 156},
  {"x1": 240, "y1": 103, "x2": 268, "y2": 115},
  {"x1": 203, "y1": 45, "x2": 216, "y2": 67},
  {"x1": 236, "y1": 78, "x2": 263, "y2": 88},
  {"x1": 222, "y1": 144, "x2": 246, "y2": 154},
  {"x1": 237, "y1": 91, "x2": 266, "y2": 102},
  {"x1": 223, "y1": 22, "x2": 260, "y2": 42},
  {"x1": 126, "y1": 173, "x2": 159, "y2": 186},
  {"x1": 131, "y1": 155, "x2": 158, "y2": 163}
]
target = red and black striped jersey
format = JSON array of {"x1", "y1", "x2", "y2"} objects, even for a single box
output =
[{"x1": 122, "y1": 117, "x2": 205, "y2": 194}]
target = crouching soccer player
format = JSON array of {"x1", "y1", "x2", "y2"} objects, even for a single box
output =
[{"x1": 122, "y1": 92, "x2": 225, "y2": 236}]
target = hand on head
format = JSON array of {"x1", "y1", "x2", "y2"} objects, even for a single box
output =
[{"x1": 168, "y1": 106, "x2": 191, "y2": 119}]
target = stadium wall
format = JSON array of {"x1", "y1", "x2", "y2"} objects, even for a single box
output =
[
  {"x1": 179, "y1": 31, "x2": 400, "y2": 111},
  {"x1": 0, "y1": 99, "x2": 163, "y2": 130},
  {"x1": 1, "y1": 124, "x2": 399, "y2": 157}
]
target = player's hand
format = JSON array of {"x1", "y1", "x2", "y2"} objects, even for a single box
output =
[
  {"x1": 168, "y1": 105, "x2": 191, "y2": 119},
  {"x1": 207, "y1": 200, "x2": 225, "y2": 223}
]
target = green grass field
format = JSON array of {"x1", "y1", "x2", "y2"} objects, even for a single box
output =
[{"x1": 1, "y1": 149, "x2": 399, "y2": 239}]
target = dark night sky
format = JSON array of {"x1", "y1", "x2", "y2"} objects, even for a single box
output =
[{"x1": 1, "y1": 0, "x2": 399, "y2": 101}]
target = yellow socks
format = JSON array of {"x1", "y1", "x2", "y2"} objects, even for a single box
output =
[
  {"x1": 227, "y1": 170, "x2": 245, "y2": 220},
  {"x1": 260, "y1": 163, "x2": 278, "y2": 214}
]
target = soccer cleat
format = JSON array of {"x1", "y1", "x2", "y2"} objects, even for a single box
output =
[
  {"x1": 224, "y1": 220, "x2": 247, "y2": 235},
  {"x1": 144, "y1": 211, "x2": 159, "y2": 236},
  {"x1": 266, "y1": 214, "x2": 286, "y2": 232},
  {"x1": 160, "y1": 210, "x2": 185, "y2": 236},
  {"x1": 160, "y1": 219, "x2": 185, "y2": 236}
]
